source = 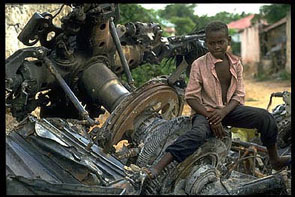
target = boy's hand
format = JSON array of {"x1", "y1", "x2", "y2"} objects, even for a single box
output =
[
  {"x1": 208, "y1": 108, "x2": 226, "y2": 125},
  {"x1": 210, "y1": 122, "x2": 226, "y2": 139}
]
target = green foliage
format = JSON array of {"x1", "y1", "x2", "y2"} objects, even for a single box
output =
[
  {"x1": 259, "y1": 4, "x2": 290, "y2": 24},
  {"x1": 117, "y1": 4, "x2": 254, "y2": 86},
  {"x1": 127, "y1": 59, "x2": 176, "y2": 87},
  {"x1": 255, "y1": 72, "x2": 270, "y2": 81},
  {"x1": 117, "y1": 4, "x2": 170, "y2": 36},
  {"x1": 191, "y1": 15, "x2": 211, "y2": 32},
  {"x1": 118, "y1": 4, "x2": 160, "y2": 24},
  {"x1": 212, "y1": 11, "x2": 248, "y2": 24},
  {"x1": 193, "y1": 12, "x2": 249, "y2": 33},
  {"x1": 231, "y1": 41, "x2": 241, "y2": 56},
  {"x1": 278, "y1": 70, "x2": 291, "y2": 81},
  {"x1": 228, "y1": 28, "x2": 237, "y2": 35},
  {"x1": 158, "y1": 4, "x2": 196, "y2": 19},
  {"x1": 255, "y1": 69, "x2": 290, "y2": 82},
  {"x1": 170, "y1": 17, "x2": 195, "y2": 35},
  {"x1": 158, "y1": 4, "x2": 250, "y2": 35}
]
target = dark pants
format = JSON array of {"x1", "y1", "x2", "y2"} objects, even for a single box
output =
[{"x1": 166, "y1": 105, "x2": 278, "y2": 163}]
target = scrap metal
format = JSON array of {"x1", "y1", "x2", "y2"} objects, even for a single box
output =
[{"x1": 5, "y1": 3, "x2": 290, "y2": 195}]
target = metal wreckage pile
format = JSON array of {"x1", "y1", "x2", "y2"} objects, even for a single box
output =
[{"x1": 5, "y1": 4, "x2": 291, "y2": 195}]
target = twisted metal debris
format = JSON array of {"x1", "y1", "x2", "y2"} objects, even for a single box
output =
[{"x1": 6, "y1": 4, "x2": 291, "y2": 195}]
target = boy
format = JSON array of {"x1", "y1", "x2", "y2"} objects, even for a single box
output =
[{"x1": 145, "y1": 21, "x2": 291, "y2": 179}]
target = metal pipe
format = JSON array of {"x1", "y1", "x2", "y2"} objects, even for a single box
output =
[
  {"x1": 109, "y1": 17, "x2": 135, "y2": 89},
  {"x1": 230, "y1": 173, "x2": 287, "y2": 195},
  {"x1": 232, "y1": 139, "x2": 268, "y2": 153},
  {"x1": 43, "y1": 56, "x2": 96, "y2": 127},
  {"x1": 79, "y1": 62, "x2": 130, "y2": 113}
]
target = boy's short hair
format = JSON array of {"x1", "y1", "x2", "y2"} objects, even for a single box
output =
[{"x1": 205, "y1": 21, "x2": 229, "y2": 36}]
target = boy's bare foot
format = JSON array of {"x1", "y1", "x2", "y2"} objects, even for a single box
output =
[
  {"x1": 143, "y1": 167, "x2": 159, "y2": 179},
  {"x1": 270, "y1": 156, "x2": 291, "y2": 171},
  {"x1": 142, "y1": 152, "x2": 174, "y2": 179}
]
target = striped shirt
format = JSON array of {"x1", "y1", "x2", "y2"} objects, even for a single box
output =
[{"x1": 185, "y1": 52, "x2": 245, "y2": 113}]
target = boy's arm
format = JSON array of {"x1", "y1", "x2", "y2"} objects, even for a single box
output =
[
  {"x1": 208, "y1": 99, "x2": 239, "y2": 124},
  {"x1": 185, "y1": 59, "x2": 207, "y2": 115},
  {"x1": 231, "y1": 60, "x2": 245, "y2": 104},
  {"x1": 186, "y1": 99, "x2": 210, "y2": 118},
  {"x1": 188, "y1": 98, "x2": 226, "y2": 139}
]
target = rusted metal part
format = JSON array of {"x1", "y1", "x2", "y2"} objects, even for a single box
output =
[
  {"x1": 114, "y1": 45, "x2": 143, "y2": 73},
  {"x1": 232, "y1": 139, "x2": 268, "y2": 153},
  {"x1": 167, "y1": 58, "x2": 188, "y2": 86},
  {"x1": 115, "y1": 145, "x2": 143, "y2": 160},
  {"x1": 226, "y1": 146, "x2": 251, "y2": 177},
  {"x1": 91, "y1": 19, "x2": 116, "y2": 56},
  {"x1": 109, "y1": 16, "x2": 135, "y2": 88},
  {"x1": 225, "y1": 145, "x2": 267, "y2": 178},
  {"x1": 43, "y1": 56, "x2": 96, "y2": 127},
  {"x1": 102, "y1": 77, "x2": 184, "y2": 152},
  {"x1": 79, "y1": 62, "x2": 130, "y2": 112}
]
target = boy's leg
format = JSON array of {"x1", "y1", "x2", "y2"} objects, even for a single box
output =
[
  {"x1": 149, "y1": 114, "x2": 213, "y2": 178},
  {"x1": 222, "y1": 105, "x2": 291, "y2": 170}
]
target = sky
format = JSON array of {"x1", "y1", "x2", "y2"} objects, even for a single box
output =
[{"x1": 140, "y1": 3, "x2": 271, "y2": 16}]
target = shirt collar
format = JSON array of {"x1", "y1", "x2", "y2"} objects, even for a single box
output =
[{"x1": 207, "y1": 52, "x2": 240, "y2": 69}]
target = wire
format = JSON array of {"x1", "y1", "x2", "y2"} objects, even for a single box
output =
[
  {"x1": 52, "y1": 4, "x2": 65, "y2": 19},
  {"x1": 220, "y1": 179, "x2": 231, "y2": 195}
]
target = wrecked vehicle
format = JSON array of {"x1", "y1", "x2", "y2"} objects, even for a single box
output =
[{"x1": 5, "y1": 4, "x2": 291, "y2": 195}]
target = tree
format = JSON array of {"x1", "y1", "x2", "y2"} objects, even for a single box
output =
[
  {"x1": 158, "y1": 4, "x2": 197, "y2": 35},
  {"x1": 170, "y1": 17, "x2": 195, "y2": 35},
  {"x1": 259, "y1": 4, "x2": 290, "y2": 24},
  {"x1": 117, "y1": 4, "x2": 176, "y2": 86},
  {"x1": 158, "y1": 4, "x2": 196, "y2": 19},
  {"x1": 118, "y1": 4, "x2": 160, "y2": 24},
  {"x1": 159, "y1": 4, "x2": 249, "y2": 35},
  {"x1": 212, "y1": 12, "x2": 248, "y2": 24}
]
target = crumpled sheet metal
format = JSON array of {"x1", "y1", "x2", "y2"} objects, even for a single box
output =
[
  {"x1": 6, "y1": 116, "x2": 139, "y2": 195},
  {"x1": 6, "y1": 176, "x2": 126, "y2": 195}
]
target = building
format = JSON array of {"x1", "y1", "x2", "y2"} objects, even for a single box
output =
[
  {"x1": 260, "y1": 14, "x2": 291, "y2": 74},
  {"x1": 228, "y1": 13, "x2": 291, "y2": 76}
]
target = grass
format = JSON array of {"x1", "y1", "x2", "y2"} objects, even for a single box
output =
[
  {"x1": 255, "y1": 70, "x2": 291, "y2": 82},
  {"x1": 278, "y1": 70, "x2": 291, "y2": 81},
  {"x1": 246, "y1": 98, "x2": 259, "y2": 102}
]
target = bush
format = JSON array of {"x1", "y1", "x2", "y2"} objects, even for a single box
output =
[{"x1": 121, "y1": 58, "x2": 176, "y2": 87}]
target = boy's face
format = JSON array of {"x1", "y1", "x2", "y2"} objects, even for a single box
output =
[{"x1": 205, "y1": 30, "x2": 231, "y2": 59}]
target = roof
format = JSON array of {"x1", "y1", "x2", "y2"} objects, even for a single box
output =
[
  {"x1": 263, "y1": 17, "x2": 287, "y2": 32},
  {"x1": 227, "y1": 14, "x2": 256, "y2": 30}
]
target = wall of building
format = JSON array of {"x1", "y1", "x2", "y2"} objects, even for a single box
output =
[
  {"x1": 240, "y1": 23, "x2": 260, "y2": 63},
  {"x1": 5, "y1": 4, "x2": 70, "y2": 58}
]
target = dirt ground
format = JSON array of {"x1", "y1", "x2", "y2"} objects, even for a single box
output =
[{"x1": 6, "y1": 78, "x2": 291, "y2": 133}]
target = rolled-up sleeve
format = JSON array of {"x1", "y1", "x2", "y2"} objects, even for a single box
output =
[
  {"x1": 184, "y1": 60, "x2": 202, "y2": 103},
  {"x1": 231, "y1": 60, "x2": 245, "y2": 104}
]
